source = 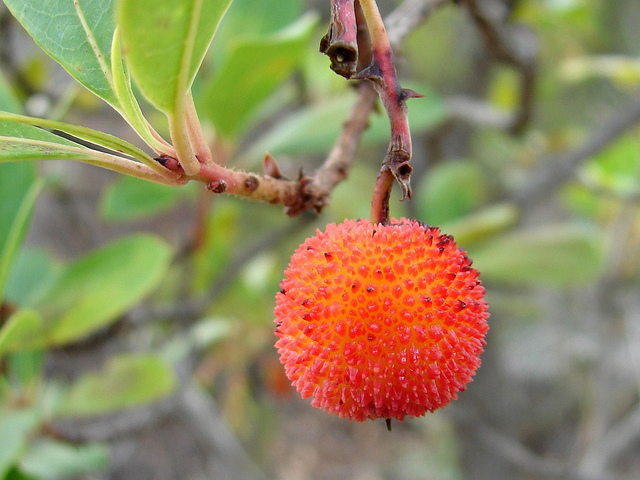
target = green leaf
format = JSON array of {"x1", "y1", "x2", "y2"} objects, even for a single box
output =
[
  {"x1": 0, "y1": 119, "x2": 172, "y2": 184},
  {"x1": 0, "y1": 138, "x2": 91, "y2": 162},
  {"x1": 17, "y1": 235, "x2": 173, "y2": 348},
  {"x1": 118, "y1": 0, "x2": 234, "y2": 113},
  {"x1": 0, "y1": 409, "x2": 41, "y2": 479},
  {"x1": 0, "y1": 120, "x2": 111, "y2": 168},
  {"x1": 0, "y1": 160, "x2": 36, "y2": 290},
  {"x1": 110, "y1": 28, "x2": 170, "y2": 152},
  {"x1": 3, "y1": 249, "x2": 60, "y2": 306},
  {"x1": 42, "y1": 235, "x2": 172, "y2": 345},
  {"x1": 0, "y1": 73, "x2": 22, "y2": 114},
  {"x1": 19, "y1": 440, "x2": 109, "y2": 480},
  {"x1": 470, "y1": 225, "x2": 606, "y2": 286},
  {"x1": 0, "y1": 119, "x2": 81, "y2": 149},
  {"x1": 441, "y1": 203, "x2": 520, "y2": 246},
  {"x1": 4, "y1": 0, "x2": 118, "y2": 105},
  {"x1": 5, "y1": 350, "x2": 45, "y2": 391},
  {"x1": 3, "y1": 466, "x2": 39, "y2": 480},
  {"x1": 100, "y1": 176, "x2": 187, "y2": 221},
  {"x1": 0, "y1": 179, "x2": 44, "y2": 300},
  {"x1": 201, "y1": 13, "x2": 317, "y2": 138},
  {"x1": 417, "y1": 160, "x2": 490, "y2": 226},
  {"x1": 58, "y1": 354, "x2": 176, "y2": 418},
  {"x1": 579, "y1": 133, "x2": 640, "y2": 196},
  {"x1": 215, "y1": 0, "x2": 303, "y2": 47},
  {"x1": 0, "y1": 113, "x2": 156, "y2": 166},
  {"x1": 0, "y1": 309, "x2": 44, "y2": 358},
  {"x1": 243, "y1": 86, "x2": 446, "y2": 162}
]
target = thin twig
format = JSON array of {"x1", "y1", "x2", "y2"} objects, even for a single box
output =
[
  {"x1": 512, "y1": 96, "x2": 640, "y2": 207},
  {"x1": 462, "y1": 0, "x2": 537, "y2": 133},
  {"x1": 385, "y1": 0, "x2": 450, "y2": 48},
  {"x1": 298, "y1": 82, "x2": 378, "y2": 214},
  {"x1": 452, "y1": 407, "x2": 625, "y2": 480},
  {"x1": 578, "y1": 404, "x2": 640, "y2": 476},
  {"x1": 178, "y1": 384, "x2": 272, "y2": 480},
  {"x1": 127, "y1": 214, "x2": 317, "y2": 325}
]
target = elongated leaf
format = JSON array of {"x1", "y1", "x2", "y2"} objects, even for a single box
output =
[
  {"x1": 3, "y1": 249, "x2": 60, "y2": 306},
  {"x1": 100, "y1": 176, "x2": 187, "y2": 221},
  {"x1": 0, "y1": 179, "x2": 44, "y2": 300},
  {"x1": 33, "y1": 235, "x2": 173, "y2": 346},
  {"x1": 0, "y1": 309, "x2": 44, "y2": 358},
  {"x1": 0, "y1": 409, "x2": 41, "y2": 478},
  {"x1": 471, "y1": 225, "x2": 606, "y2": 286},
  {"x1": 58, "y1": 354, "x2": 176, "y2": 417},
  {"x1": 110, "y1": 28, "x2": 169, "y2": 152},
  {"x1": 0, "y1": 113, "x2": 156, "y2": 165},
  {"x1": 1, "y1": 121, "x2": 176, "y2": 185},
  {"x1": 440, "y1": 203, "x2": 520, "y2": 246},
  {"x1": 0, "y1": 161, "x2": 36, "y2": 270},
  {"x1": 19, "y1": 441, "x2": 109, "y2": 480},
  {"x1": 202, "y1": 14, "x2": 317, "y2": 138},
  {"x1": 118, "y1": 0, "x2": 233, "y2": 113},
  {"x1": 0, "y1": 135, "x2": 112, "y2": 163},
  {"x1": 417, "y1": 160, "x2": 489, "y2": 226},
  {"x1": 215, "y1": 0, "x2": 303, "y2": 48},
  {"x1": 0, "y1": 72, "x2": 22, "y2": 113},
  {"x1": 0, "y1": 120, "x2": 81, "y2": 147},
  {"x1": 4, "y1": 0, "x2": 118, "y2": 105}
]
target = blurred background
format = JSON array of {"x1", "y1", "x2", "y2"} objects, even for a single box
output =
[{"x1": 1, "y1": 0, "x2": 640, "y2": 479}]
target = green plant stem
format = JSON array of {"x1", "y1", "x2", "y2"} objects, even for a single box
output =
[
  {"x1": 168, "y1": 107, "x2": 201, "y2": 176},
  {"x1": 185, "y1": 91, "x2": 213, "y2": 165}
]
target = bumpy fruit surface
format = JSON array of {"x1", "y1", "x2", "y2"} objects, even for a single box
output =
[{"x1": 274, "y1": 218, "x2": 489, "y2": 421}]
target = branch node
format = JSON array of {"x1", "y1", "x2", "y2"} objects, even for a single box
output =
[{"x1": 207, "y1": 180, "x2": 227, "y2": 194}]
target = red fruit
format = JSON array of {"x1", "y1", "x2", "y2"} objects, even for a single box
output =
[{"x1": 274, "y1": 218, "x2": 489, "y2": 422}]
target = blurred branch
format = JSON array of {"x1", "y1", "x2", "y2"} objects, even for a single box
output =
[
  {"x1": 385, "y1": 0, "x2": 450, "y2": 48},
  {"x1": 50, "y1": 396, "x2": 179, "y2": 443},
  {"x1": 128, "y1": 214, "x2": 318, "y2": 325},
  {"x1": 453, "y1": 408, "x2": 626, "y2": 480},
  {"x1": 292, "y1": 82, "x2": 379, "y2": 215},
  {"x1": 578, "y1": 404, "x2": 640, "y2": 476},
  {"x1": 513, "y1": 96, "x2": 640, "y2": 207},
  {"x1": 445, "y1": 95, "x2": 514, "y2": 129},
  {"x1": 461, "y1": 0, "x2": 537, "y2": 133},
  {"x1": 178, "y1": 384, "x2": 272, "y2": 480}
]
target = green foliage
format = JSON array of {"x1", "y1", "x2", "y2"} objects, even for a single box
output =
[
  {"x1": 244, "y1": 85, "x2": 446, "y2": 162},
  {"x1": 201, "y1": 13, "x2": 317, "y2": 138},
  {"x1": 580, "y1": 133, "x2": 640, "y2": 195},
  {"x1": 100, "y1": 176, "x2": 191, "y2": 221},
  {"x1": 0, "y1": 73, "x2": 21, "y2": 113},
  {"x1": 18, "y1": 441, "x2": 109, "y2": 480},
  {"x1": 471, "y1": 225, "x2": 606, "y2": 286},
  {"x1": 0, "y1": 168, "x2": 40, "y2": 300},
  {"x1": 0, "y1": 235, "x2": 172, "y2": 352},
  {"x1": 417, "y1": 160, "x2": 490, "y2": 226},
  {"x1": 0, "y1": 409, "x2": 41, "y2": 478},
  {"x1": 3, "y1": 0, "x2": 118, "y2": 105},
  {"x1": 118, "y1": 0, "x2": 233, "y2": 113},
  {"x1": 59, "y1": 354, "x2": 176, "y2": 417}
]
